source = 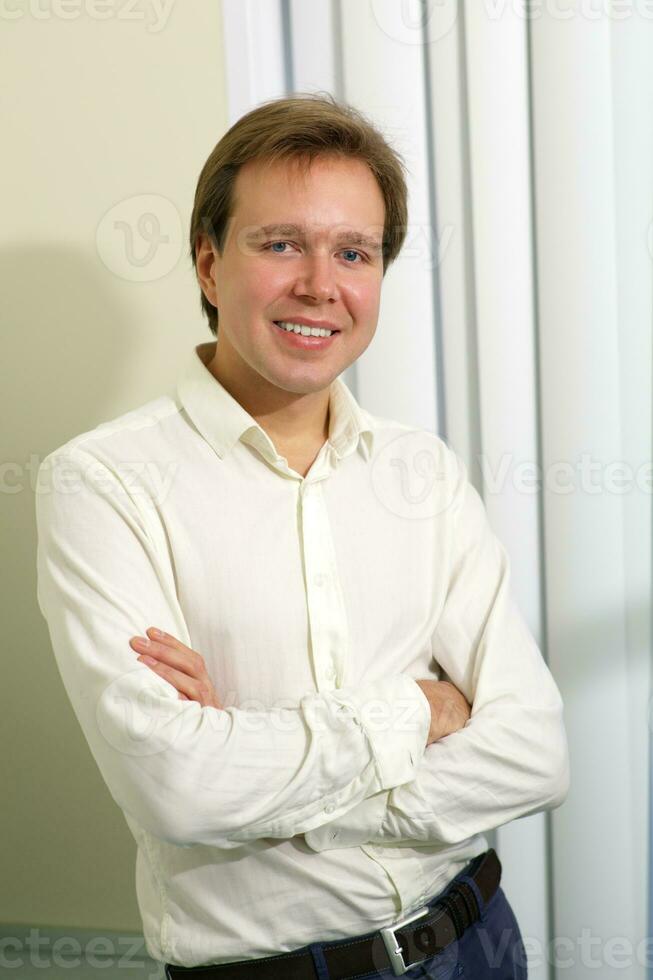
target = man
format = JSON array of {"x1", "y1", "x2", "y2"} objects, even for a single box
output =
[{"x1": 35, "y1": 94, "x2": 568, "y2": 978}]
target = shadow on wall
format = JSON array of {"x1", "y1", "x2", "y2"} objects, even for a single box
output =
[{"x1": 1, "y1": 242, "x2": 163, "y2": 933}]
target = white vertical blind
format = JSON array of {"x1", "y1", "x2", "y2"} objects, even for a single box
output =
[
  {"x1": 289, "y1": 0, "x2": 340, "y2": 97},
  {"x1": 221, "y1": 0, "x2": 286, "y2": 124},
  {"x1": 461, "y1": 4, "x2": 549, "y2": 974},
  {"x1": 425, "y1": 1, "x2": 479, "y2": 472},
  {"x1": 529, "y1": 9, "x2": 647, "y2": 976},
  {"x1": 610, "y1": 17, "x2": 653, "y2": 948}
]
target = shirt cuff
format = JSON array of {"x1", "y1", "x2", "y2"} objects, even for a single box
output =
[
  {"x1": 304, "y1": 789, "x2": 390, "y2": 851},
  {"x1": 331, "y1": 674, "x2": 431, "y2": 791}
]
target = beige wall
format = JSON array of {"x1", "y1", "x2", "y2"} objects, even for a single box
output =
[{"x1": 1, "y1": 2, "x2": 228, "y2": 931}]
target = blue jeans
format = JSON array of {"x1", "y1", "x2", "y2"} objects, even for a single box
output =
[{"x1": 308, "y1": 855, "x2": 528, "y2": 979}]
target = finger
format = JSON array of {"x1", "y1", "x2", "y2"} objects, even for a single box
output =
[
  {"x1": 130, "y1": 637, "x2": 198, "y2": 678},
  {"x1": 150, "y1": 659, "x2": 221, "y2": 709},
  {"x1": 137, "y1": 656, "x2": 201, "y2": 700},
  {"x1": 146, "y1": 627, "x2": 193, "y2": 655},
  {"x1": 144, "y1": 629, "x2": 204, "y2": 672}
]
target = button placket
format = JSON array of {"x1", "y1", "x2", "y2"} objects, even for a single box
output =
[
  {"x1": 361, "y1": 846, "x2": 426, "y2": 915},
  {"x1": 301, "y1": 481, "x2": 347, "y2": 693}
]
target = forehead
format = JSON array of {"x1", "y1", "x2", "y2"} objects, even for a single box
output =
[{"x1": 230, "y1": 155, "x2": 385, "y2": 234}]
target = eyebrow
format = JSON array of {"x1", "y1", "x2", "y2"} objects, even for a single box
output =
[{"x1": 244, "y1": 223, "x2": 383, "y2": 254}]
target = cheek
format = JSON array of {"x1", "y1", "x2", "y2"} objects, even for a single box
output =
[
  {"x1": 346, "y1": 279, "x2": 381, "y2": 320},
  {"x1": 223, "y1": 257, "x2": 280, "y2": 301},
  {"x1": 246, "y1": 266, "x2": 291, "y2": 311}
]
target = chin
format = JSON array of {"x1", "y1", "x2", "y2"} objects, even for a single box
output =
[
  {"x1": 282, "y1": 378, "x2": 334, "y2": 395},
  {"x1": 269, "y1": 369, "x2": 336, "y2": 395}
]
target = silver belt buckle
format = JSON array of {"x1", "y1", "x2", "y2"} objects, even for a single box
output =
[{"x1": 380, "y1": 903, "x2": 432, "y2": 976}]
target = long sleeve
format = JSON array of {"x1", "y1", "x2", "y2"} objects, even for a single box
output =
[
  {"x1": 35, "y1": 447, "x2": 431, "y2": 850},
  {"x1": 304, "y1": 449, "x2": 570, "y2": 853}
]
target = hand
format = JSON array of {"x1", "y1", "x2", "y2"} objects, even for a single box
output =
[
  {"x1": 129, "y1": 628, "x2": 223, "y2": 708},
  {"x1": 415, "y1": 679, "x2": 472, "y2": 746}
]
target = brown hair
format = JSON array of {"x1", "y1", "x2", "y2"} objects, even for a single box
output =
[{"x1": 188, "y1": 91, "x2": 409, "y2": 336}]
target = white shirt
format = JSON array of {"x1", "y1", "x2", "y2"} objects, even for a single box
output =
[{"x1": 35, "y1": 340, "x2": 569, "y2": 968}]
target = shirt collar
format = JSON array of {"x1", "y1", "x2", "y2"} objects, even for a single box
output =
[{"x1": 176, "y1": 342, "x2": 375, "y2": 465}]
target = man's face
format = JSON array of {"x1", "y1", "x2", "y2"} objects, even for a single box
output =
[{"x1": 198, "y1": 154, "x2": 386, "y2": 397}]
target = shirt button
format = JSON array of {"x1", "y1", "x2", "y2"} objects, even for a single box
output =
[
  {"x1": 337, "y1": 705, "x2": 359, "y2": 724},
  {"x1": 324, "y1": 666, "x2": 336, "y2": 681},
  {"x1": 325, "y1": 803, "x2": 336, "y2": 814},
  {"x1": 314, "y1": 572, "x2": 327, "y2": 587}
]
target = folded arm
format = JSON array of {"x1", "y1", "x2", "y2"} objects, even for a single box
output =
[
  {"x1": 305, "y1": 448, "x2": 570, "y2": 852},
  {"x1": 35, "y1": 448, "x2": 431, "y2": 850}
]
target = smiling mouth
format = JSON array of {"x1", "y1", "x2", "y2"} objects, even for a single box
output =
[{"x1": 273, "y1": 320, "x2": 340, "y2": 337}]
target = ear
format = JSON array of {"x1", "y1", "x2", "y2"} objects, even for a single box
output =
[{"x1": 195, "y1": 233, "x2": 219, "y2": 307}]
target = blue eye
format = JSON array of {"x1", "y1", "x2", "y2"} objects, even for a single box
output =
[{"x1": 264, "y1": 241, "x2": 364, "y2": 263}]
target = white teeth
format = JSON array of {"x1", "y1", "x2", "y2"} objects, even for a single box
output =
[{"x1": 276, "y1": 321, "x2": 334, "y2": 338}]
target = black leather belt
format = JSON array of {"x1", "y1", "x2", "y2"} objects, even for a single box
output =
[{"x1": 164, "y1": 848, "x2": 501, "y2": 979}]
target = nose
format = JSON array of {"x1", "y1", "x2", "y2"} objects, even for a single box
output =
[{"x1": 291, "y1": 249, "x2": 340, "y2": 303}]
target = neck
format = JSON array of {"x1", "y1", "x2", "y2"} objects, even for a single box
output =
[{"x1": 202, "y1": 341, "x2": 332, "y2": 454}]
